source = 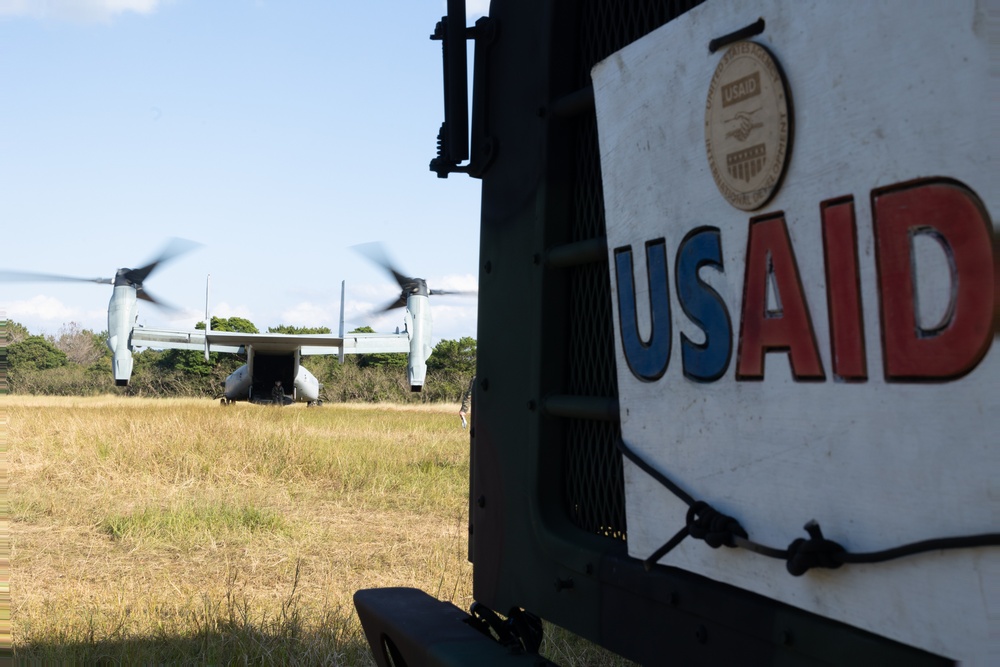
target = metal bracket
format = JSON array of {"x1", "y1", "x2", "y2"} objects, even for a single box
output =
[
  {"x1": 429, "y1": 0, "x2": 496, "y2": 179},
  {"x1": 354, "y1": 587, "x2": 554, "y2": 666},
  {"x1": 468, "y1": 602, "x2": 544, "y2": 655}
]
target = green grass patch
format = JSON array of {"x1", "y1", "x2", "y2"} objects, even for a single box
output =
[{"x1": 100, "y1": 501, "x2": 289, "y2": 545}]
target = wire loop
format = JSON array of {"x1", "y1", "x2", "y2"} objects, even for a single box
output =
[{"x1": 617, "y1": 437, "x2": 999, "y2": 576}]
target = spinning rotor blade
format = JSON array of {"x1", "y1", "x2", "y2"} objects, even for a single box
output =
[
  {"x1": 353, "y1": 242, "x2": 412, "y2": 291},
  {"x1": 123, "y1": 237, "x2": 201, "y2": 286},
  {"x1": 0, "y1": 237, "x2": 199, "y2": 313},
  {"x1": 354, "y1": 241, "x2": 478, "y2": 309},
  {"x1": 377, "y1": 295, "x2": 409, "y2": 313},
  {"x1": 429, "y1": 288, "x2": 477, "y2": 296},
  {"x1": 135, "y1": 287, "x2": 181, "y2": 312},
  {"x1": 0, "y1": 270, "x2": 112, "y2": 285},
  {"x1": 110, "y1": 237, "x2": 200, "y2": 312}
]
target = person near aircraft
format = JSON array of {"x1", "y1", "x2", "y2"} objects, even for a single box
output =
[
  {"x1": 272, "y1": 380, "x2": 285, "y2": 406},
  {"x1": 459, "y1": 375, "x2": 475, "y2": 428}
]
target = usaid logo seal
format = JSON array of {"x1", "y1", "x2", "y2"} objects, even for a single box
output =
[{"x1": 705, "y1": 41, "x2": 791, "y2": 211}]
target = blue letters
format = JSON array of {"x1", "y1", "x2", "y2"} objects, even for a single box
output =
[
  {"x1": 676, "y1": 228, "x2": 732, "y2": 382},
  {"x1": 615, "y1": 241, "x2": 672, "y2": 381}
]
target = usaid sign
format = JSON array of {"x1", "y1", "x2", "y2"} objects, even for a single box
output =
[{"x1": 592, "y1": 1, "x2": 996, "y2": 663}]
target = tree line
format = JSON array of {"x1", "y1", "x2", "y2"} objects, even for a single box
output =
[{"x1": 0, "y1": 319, "x2": 476, "y2": 404}]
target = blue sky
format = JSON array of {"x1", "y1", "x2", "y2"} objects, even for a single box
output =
[{"x1": 0, "y1": 0, "x2": 487, "y2": 344}]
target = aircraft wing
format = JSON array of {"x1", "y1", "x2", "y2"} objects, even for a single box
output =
[{"x1": 130, "y1": 326, "x2": 410, "y2": 356}]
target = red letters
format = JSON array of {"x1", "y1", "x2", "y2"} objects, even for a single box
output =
[
  {"x1": 873, "y1": 180, "x2": 994, "y2": 381},
  {"x1": 822, "y1": 198, "x2": 867, "y2": 381},
  {"x1": 737, "y1": 214, "x2": 825, "y2": 380}
]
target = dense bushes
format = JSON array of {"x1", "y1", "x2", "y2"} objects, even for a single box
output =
[
  {"x1": 2, "y1": 320, "x2": 476, "y2": 404},
  {"x1": 8, "y1": 364, "x2": 107, "y2": 396},
  {"x1": 10, "y1": 355, "x2": 473, "y2": 404}
]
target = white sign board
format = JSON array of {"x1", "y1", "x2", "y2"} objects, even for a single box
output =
[{"x1": 592, "y1": 1, "x2": 997, "y2": 663}]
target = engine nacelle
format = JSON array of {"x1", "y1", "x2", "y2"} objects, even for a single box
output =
[
  {"x1": 224, "y1": 364, "x2": 252, "y2": 401},
  {"x1": 108, "y1": 284, "x2": 139, "y2": 386},
  {"x1": 294, "y1": 364, "x2": 321, "y2": 403},
  {"x1": 112, "y1": 349, "x2": 134, "y2": 387},
  {"x1": 405, "y1": 293, "x2": 433, "y2": 391}
]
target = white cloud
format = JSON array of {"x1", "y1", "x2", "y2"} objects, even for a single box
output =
[
  {"x1": 428, "y1": 302, "x2": 477, "y2": 341},
  {"x1": 9, "y1": 294, "x2": 76, "y2": 320},
  {"x1": 161, "y1": 306, "x2": 204, "y2": 328},
  {"x1": 279, "y1": 302, "x2": 335, "y2": 328},
  {"x1": 0, "y1": 0, "x2": 167, "y2": 22},
  {"x1": 3, "y1": 295, "x2": 106, "y2": 335},
  {"x1": 430, "y1": 272, "x2": 477, "y2": 293},
  {"x1": 342, "y1": 298, "x2": 400, "y2": 333}
]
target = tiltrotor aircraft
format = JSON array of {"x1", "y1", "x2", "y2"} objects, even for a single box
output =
[{"x1": 1, "y1": 240, "x2": 470, "y2": 405}]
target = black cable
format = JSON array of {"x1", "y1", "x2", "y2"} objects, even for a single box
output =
[
  {"x1": 618, "y1": 437, "x2": 1000, "y2": 576},
  {"x1": 617, "y1": 435, "x2": 695, "y2": 506},
  {"x1": 839, "y1": 534, "x2": 1000, "y2": 565}
]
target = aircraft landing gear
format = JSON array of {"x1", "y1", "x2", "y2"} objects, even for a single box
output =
[
  {"x1": 220, "y1": 398, "x2": 232, "y2": 406},
  {"x1": 307, "y1": 400, "x2": 323, "y2": 408}
]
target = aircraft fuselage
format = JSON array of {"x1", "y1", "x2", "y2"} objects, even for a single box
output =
[{"x1": 222, "y1": 347, "x2": 322, "y2": 405}]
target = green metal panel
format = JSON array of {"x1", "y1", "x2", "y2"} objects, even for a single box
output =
[{"x1": 468, "y1": 1, "x2": 952, "y2": 664}]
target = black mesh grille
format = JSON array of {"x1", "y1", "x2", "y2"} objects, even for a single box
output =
[{"x1": 562, "y1": 0, "x2": 703, "y2": 540}]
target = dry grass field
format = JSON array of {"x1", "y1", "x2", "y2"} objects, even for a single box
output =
[
  {"x1": 6, "y1": 395, "x2": 632, "y2": 666},
  {"x1": 8, "y1": 396, "x2": 472, "y2": 664}
]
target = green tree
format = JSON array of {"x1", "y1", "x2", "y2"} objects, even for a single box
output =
[
  {"x1": 419, "y1": 337, "x2": 477, "y2": 402},
  {"x1": 268, "y1": 325, "x2": 331, "y2": 334},
  {"x1": 8, "y1": 335, "x2": 68, "y2": 371},
  {"x1": 157, "y1": 347, "x2": 214, "y2": 377},
  {"x1": 89, "y1": 330, "x2": 114, "y2": 372},
  {"x1": 205, "y1": 316, "x2": 258, "y2": 333},
  {"x1": 350, "y1": 326, "x2": 407, "y2": 369},
  {"x1": 2, "y1": 320, "x2": 31, "y2": 343},
  {"x1": 427, "y1": 336, "x2": 477, "y2": 375},
  {"x1": 156, "y1": 316, "x2": 259, "y2": 387}
]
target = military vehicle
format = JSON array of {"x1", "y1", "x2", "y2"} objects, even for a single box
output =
[{"x1": 355, "y1": 1, "x2": 998, "y2": 664}]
